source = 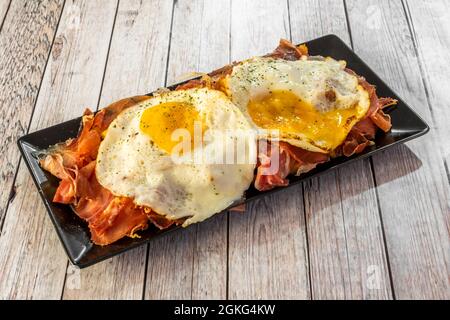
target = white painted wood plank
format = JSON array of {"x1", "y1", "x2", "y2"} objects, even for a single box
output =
[
  {"x1": 405, "y1": 0, "x2": 450, "y2": 179},
  {"x1": 230, "y1": 0, "x2": 290, "y2": 62},
  {"x1": 0, "y1": 0, "x2": 119, "y2": 299},
  {"x1": 336, "y1": 162, "x2": 392, "y2": 298},
  {"x1": 0, "y1": 172, "x2": 67, "y2": 299},
  {"x1": 289, "y1": 0, "x2": 392, "y2": 299},
  {"x1": 289, "y1": 0, "x2": 350, "y2": 42},
  {"x1": 228, "y1": 0, "x2": 310, "y2": 299},
  {"x1": 99, "y1": 0, "x2": 173, "y2": 104},
  {"x1": 229, "y1": 188, "x2": 310, "y2": 299},
  {"x1": 144, "y1": 0, "x2": 230, "y2": 300},
  {"x1": 304, "y1": 164, "x2": 392, "y2": 299},
  {"x1": 0, "y1": 0, "x2": 10, "y2": 27},
  {"x1": 0, "y1": 0, "x2": 63, "y2": 231},
  {"x1": 62, "y1": 0, "x2": 173, "y2": 300},
  {"x1": 346, "y1": 0, "x2": 450, "y2": 299}
]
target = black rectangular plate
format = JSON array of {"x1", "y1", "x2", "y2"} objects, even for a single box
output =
[{"x1": 18, "y1": 34, "x2": 429, "y2": 268}]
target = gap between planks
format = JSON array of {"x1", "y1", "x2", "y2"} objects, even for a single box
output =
[
  {"x1": 342, "y1": 0, "x2": 396, "y2": 299},
  {"x1": 0, "y1": 0, "x2": 66, "y2": 234},
  {"x1": 0, "y1": 0, "x2": 11, "y2": 33}
]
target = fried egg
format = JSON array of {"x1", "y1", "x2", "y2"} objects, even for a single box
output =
[
  {"x1": 96, "y1": 88, "x2": 256, "y2": 226},
  {"x1": 223, "y1": 56, "x2": 370, "y2": 153}
]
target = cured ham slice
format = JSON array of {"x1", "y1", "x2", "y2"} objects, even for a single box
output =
[
  {"x1": 266, "y1": 38, "x2": 309, "y2": 60},
  {"x1": 254, "y1": 142, "x2": 329, "y2": 191},
  {"x1": 336, "y1": 70, "x2": 397, "y2": 157},
  {"x1": 40, "y1": 96, "x2": 180, "y2": 245}
]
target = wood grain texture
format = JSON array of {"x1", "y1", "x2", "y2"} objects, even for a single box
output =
[
  {"x1": 0, "y1": 0, "x2": 118, "y2": 299},
  {"x1": 228, "y1": 0, "x2": 310, "y2": 299},
  {"x1": 0, "y1": 0, "x2": 63, "y2": 231},
  {"x1": 144, "y1": 0, "x2": 230, "y2": 300},
  {"x1": 405, "y1": 0, "x2": 450, "y2": 177},
  {"x1": 289, "y1": 0, "x2": 392, "y2": 299},
  {"x1": 346, "y1": 0, "x2": 450, "y2": 299},
  {"x1": 62, "y1": 0, "x2": 173, "y2": 300},
  {"x1": 0, "y1": 0, "x2": 10, "y2": 28},
  {"x1": 0, "y1": 0, "x2": 448, "y2": 301}
]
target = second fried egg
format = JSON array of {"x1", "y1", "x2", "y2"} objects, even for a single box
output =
[{"x1": 223, "y1": 56, "x2": 370, "y2": 153}]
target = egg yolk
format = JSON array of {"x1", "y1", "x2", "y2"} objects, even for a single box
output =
[
  {"x1": 140, "y1": 102, "x2": 201, "y2": 154},
  {"x1": 247, "y1": 90, "x2": 362, "y2": 151}
]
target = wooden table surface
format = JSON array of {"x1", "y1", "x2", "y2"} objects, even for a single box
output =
[{"x1": 0, "y1": 0, "x2": 449, "y2": 300}]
